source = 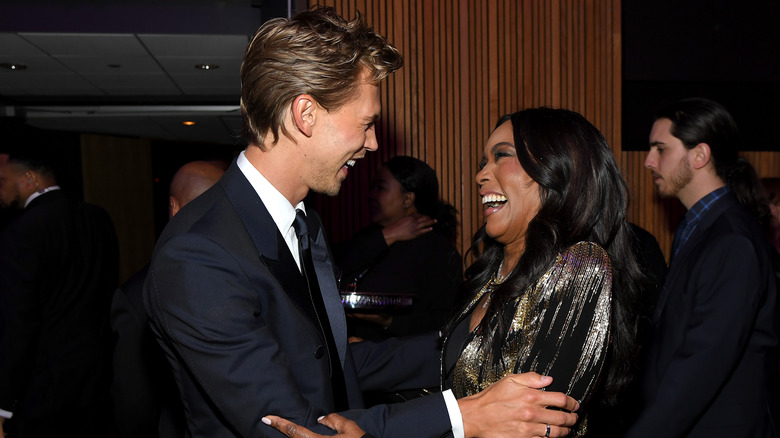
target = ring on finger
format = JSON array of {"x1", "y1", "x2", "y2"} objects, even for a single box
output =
[{"x1": 544, "y1": 424, "x2": 551, "y2": 437}]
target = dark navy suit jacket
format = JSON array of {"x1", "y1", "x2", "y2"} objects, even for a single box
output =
[
  {"x1": 143, "y1": 161, "x2": 450, "y2": 437},
  {"x1": 627, "y1": 193, "x2": 779, "y2": 438}
]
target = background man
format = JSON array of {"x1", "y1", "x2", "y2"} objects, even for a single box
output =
[
  {"x1": 143, "y1": 6, "x2": 578, "y2": 438},
  {"x1": 111, "y1": 160, "x2": 226, "y2": 438},
  {"x1": 0, "y1": 149, "x2": 119, "y2": 437},
  {"x1": 627, "y1": 98, "x2": 779, "y2": 437}
]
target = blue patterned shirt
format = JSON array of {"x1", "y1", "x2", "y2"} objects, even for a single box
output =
[{"x1": 671, "y1": 186, "x2": 730, "y2": 259}]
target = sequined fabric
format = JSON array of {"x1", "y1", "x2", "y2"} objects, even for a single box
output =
[{"x1": 443, "y1": 241, "x2": 612, "y2": 434}]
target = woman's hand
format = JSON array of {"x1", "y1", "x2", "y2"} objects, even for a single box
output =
[
  {"x1": 262, "y1": 413, "x2": 367, "y2": 438},
  {"x1": 382, "y1": 214, "x2": 435, "y2": 245}
]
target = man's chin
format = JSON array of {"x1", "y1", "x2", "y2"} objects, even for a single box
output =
[
  {"x1": 317, "y1": 182, "x2": 343, "y2": 197},
  {"x1": 654, "y1": 188, "x2": 675, "y2": 199}
]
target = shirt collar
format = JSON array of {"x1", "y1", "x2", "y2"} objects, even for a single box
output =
[
  {"x1": 235, "y1": 150, "x2": 305, "y2": 239},
  {"x1": 684, "y1": 185, "x2": 729, "y2": 226},
  {"x1": 24, "y1": 185, "x2": 61, "y2": 208}
]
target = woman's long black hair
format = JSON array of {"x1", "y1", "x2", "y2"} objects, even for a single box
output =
[
  {"x1": 385, "y1": 155, "x2": 459, "y2": 242},
  {"x1": 446, "y1": 108, "x2": 645, "y2": 405}
]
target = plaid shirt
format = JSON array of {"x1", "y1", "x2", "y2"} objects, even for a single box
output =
[{"x1": 671, "y1": 186, "x2": 730, "y2": 259}]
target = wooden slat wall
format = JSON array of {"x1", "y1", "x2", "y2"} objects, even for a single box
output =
[
  {"x1": 81, "y1": 134, "x2": 156, "y2": 284},
  {"x1": 309, "y1": 0, "x2": 780, "y2": 262},
  {"x1": 310, "y1": 0, "x2": 623, "y2": 257}
]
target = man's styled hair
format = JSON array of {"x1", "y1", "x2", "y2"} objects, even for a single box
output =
[
  {"x1": 240, "y1": 6, "x2": 403, "y2": 147},
  {"x1": 653, "y1": 97, "x2": 739, "y2": 182}
]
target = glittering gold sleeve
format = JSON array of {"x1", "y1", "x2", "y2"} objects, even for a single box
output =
[{"x1": 449, "y1": 241, "x2": 613, "y2": 408}]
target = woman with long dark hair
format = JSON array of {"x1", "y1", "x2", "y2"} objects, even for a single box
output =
[{"x1": 440, "y1": 108, "x2": 643, "y2": 436}]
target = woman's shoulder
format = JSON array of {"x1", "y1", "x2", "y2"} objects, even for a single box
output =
[
  {"x1": 556, "y1": 241, "x2": 611, "y2": 272},
  {"x1": 538, "y1": 241, "x2": 613, "y2": 303}
]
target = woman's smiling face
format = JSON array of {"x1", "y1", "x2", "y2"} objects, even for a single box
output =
[{"x1": 476, "y1": 120, "x2": 541, "y2": 250}]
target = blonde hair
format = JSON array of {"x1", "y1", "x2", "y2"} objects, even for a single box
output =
[{"x1": 240, "y1": 6, "x2": 403, "y2": 147}]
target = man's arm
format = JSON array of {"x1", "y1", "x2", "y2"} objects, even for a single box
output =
[
  {"x1": 0, "y1": 229, "x2": 40, "y2": 420},
  {"x1": 264, "y1": 374, "x2": 578, "y2": 438},
  {"x1": 349, "y1": 333, "x2": 578, "y2": 437}
]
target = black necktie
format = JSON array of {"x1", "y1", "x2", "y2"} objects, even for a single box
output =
[{"x1": 292, "y1": 209, "x2": 348, "y2": 411}]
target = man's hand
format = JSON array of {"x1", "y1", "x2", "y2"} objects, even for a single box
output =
[
  {"x1": 382, "y1": 214, "x2": 435, "y2": 246},
  {"x1": 457, "y1": 373, "x2": 579, "y2": 438},
  {"x1": 263, "y1": 413, "x2": 367, "y2": 438}
]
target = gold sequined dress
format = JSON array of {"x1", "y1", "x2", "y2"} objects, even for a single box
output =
[{"x1": 441, "y1": 241, "x2": 612, "y2": 433}]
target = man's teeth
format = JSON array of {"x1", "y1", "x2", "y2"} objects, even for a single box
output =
[
  {"x1": 482, "y1": 194, "x2": 507, "y2": 207},
  {"x1": 346, "y1": 160, "x2": 356, "y2": 167}
]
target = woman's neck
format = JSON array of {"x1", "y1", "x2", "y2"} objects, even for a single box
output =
[{"x1": 501, "y1": 242, "x2": 524, "y2": 278}]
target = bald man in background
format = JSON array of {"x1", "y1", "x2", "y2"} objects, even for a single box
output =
[
  {"x1": 168, "y1": 160, "x2": 228, "y2": 218},
  {"x1": 110, "y1": 160, "x2": 226, "y2": 438}
]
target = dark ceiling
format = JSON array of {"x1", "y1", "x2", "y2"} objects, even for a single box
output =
[
  {"x1": 0, "y1": 0, "x2": 301, "y2": 146},
  {"x1": 1, "y1": 0, "x2": 778, "y2": 150},
  {"x1": 621, "y1": 0, "x2": 780, "y2": 150}
]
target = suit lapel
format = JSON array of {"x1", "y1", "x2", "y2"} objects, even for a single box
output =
[
  {"x1": 652, "y1": 193, "x2": 739, "y2": 323},
  {"x1": 261, "y1": 236, "x2": 319, "y2": 324},
  {"x1": 221, "y1": 162, "x2": 347, "y2": 365},
  {"x1": 220, "y1": 162, "x2": 319, "y2": 325},
  {"x1": 307, "y1": 210, "x2": 348, "y2": 366}
]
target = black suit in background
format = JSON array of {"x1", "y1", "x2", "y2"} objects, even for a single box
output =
[
  {"x1": 0, "y1": 190, "x2": 119, "y2": 437},
  {"x1": 110, "y1": 265, "x2": 184, "y2": 438},
  {"x1": 336, "y1": 224, "x2": 463, "y2": 340},
  {"x1": 626, "y1": 193, "x2": 779, "y2": 438}
]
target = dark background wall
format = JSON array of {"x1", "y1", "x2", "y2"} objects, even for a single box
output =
[{"x1": 622, "y1": 0, "x2": 780, "y2": 151}]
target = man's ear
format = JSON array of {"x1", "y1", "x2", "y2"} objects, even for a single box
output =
[
  {"x1": 291, "y1": 94, "x2": 316, "y2": 137},
  {"x1": 690, "y1": 142, "x2": 712, "y2": 170},
  {"x1": 23, "y1": 171, "x2": 38, "y2": 191},
  {"x1": 169, "y1": 195, "x2": 180, "y2": 218}
]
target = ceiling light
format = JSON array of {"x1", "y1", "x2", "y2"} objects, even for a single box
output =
[
  {"x1": 1, "y1": 63, "x2": 27, "y2": 70},
  {"x1": 195, "y1": 64, "x2": 220, "y2": 70},
  {"x1": 182, "y1": 121, "x2": 196, "y2": 126}
]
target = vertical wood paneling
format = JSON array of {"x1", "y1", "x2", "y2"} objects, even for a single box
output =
[
  {"x1": 81, "y1": 134, "x2": 155, "y2": 284},
  {"x1": 308, "y1": 0, "x2": 627, "y2": 258},
  {"x1": 309, "y1": 0, "x2": 779, "y2": 261}
]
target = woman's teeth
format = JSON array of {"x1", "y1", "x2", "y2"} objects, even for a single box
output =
[{"x1": 482, "y1": 194, "x2": 507, "y2": 208}]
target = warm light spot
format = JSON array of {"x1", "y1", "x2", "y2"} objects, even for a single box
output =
[
  {"x1": 194, "y1": 64, "x2": 220, "y2": 70},
  {"x1": 1, "y1": 63, "x2": 27, "y2": 70},
  {"x1": 182, "y1": 121, "x2": 196, "y2": 126}
]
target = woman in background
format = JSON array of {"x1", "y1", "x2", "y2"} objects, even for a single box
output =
[{"x1": 337, "y1": 156, "x2": 463, "y2": 340}]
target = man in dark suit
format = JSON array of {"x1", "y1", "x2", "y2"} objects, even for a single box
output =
[
  {"x1": 626, "y1": 98, "x2": 779, "y2": 437},
  {"x1": 0, "y1": 150, "x2": 119, "y2": 437},
  {"x1": 110, "y1": 160, "x2": 226, "y2": 438},
  {"x1": 143, "y1": 7, "x2": 579, "y2": 438}
]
